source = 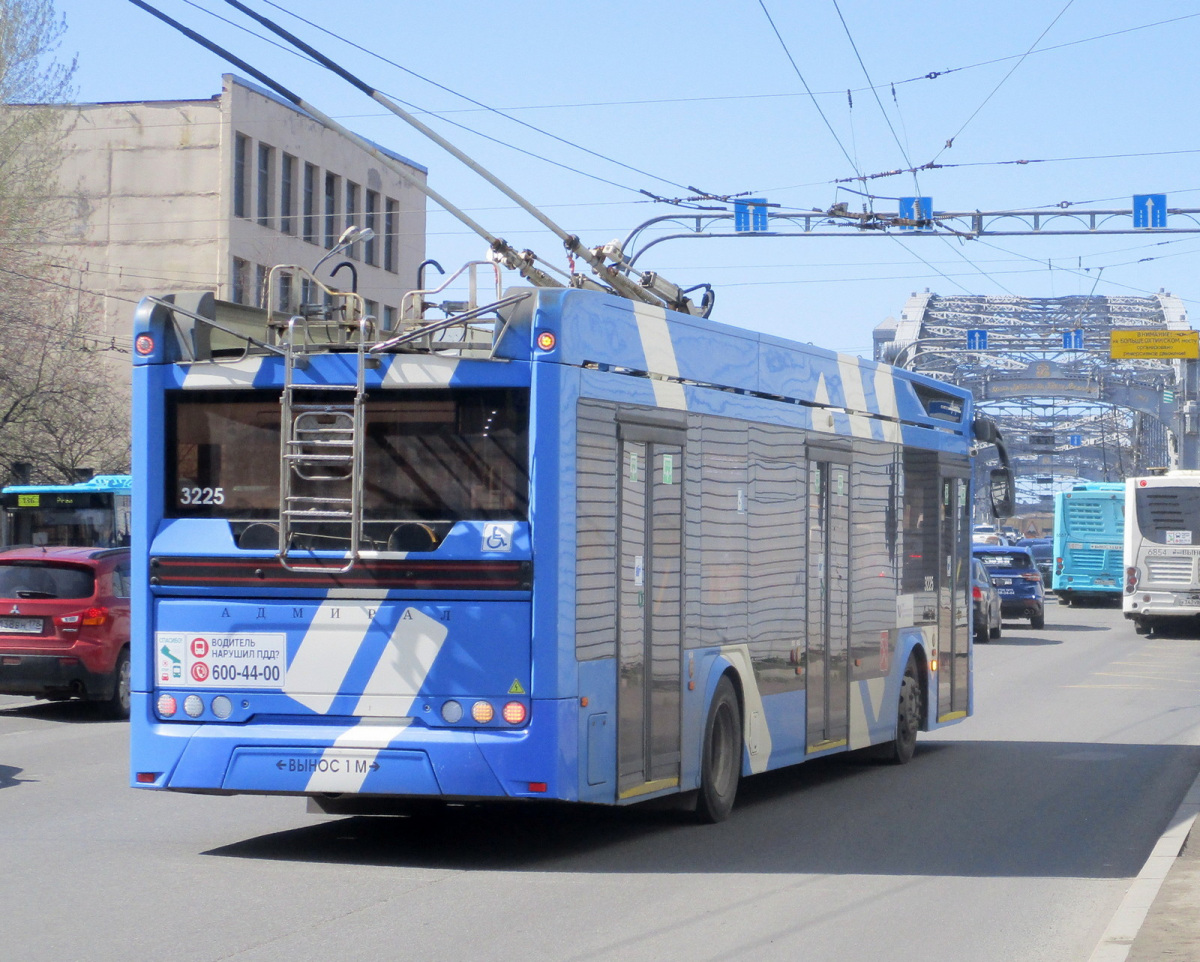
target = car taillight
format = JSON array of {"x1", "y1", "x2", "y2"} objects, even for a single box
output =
[
  {"x1": 1021, "y1": 573, "x2": 1042, "y2": 582},
  {"x1": 54, "y1": 606, "x2": 109, "y2": 630},
  {"x1": 972, "y1": 586, "x2": 982, "y2": 600},
  {"x1": 1126, "y1": 566, "x2": 1139, "y2": 590}
]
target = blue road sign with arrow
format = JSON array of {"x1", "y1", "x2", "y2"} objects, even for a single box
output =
[
  {"x1": 967, "y1": 329, "x2": 988, "y2": 350},
  {"x1": 1133, "y1": 194, "x2": 1167, "y2": 229},
  {"x1": 734, "y1": 198, "x2": 769, "y2": 232},
  {"x1": 899, "y1": 196, "x2": 934, "y2": 231}
]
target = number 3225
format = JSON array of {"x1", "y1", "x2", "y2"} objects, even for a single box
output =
[{"x1": 180, "y1": 486, "x2": 225, "y2": 505}]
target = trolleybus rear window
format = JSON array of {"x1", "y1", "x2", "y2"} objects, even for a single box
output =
[
  {"x1": 166, "y1": 388, "x2": 530, "y2": 522},
  {"x1": 1134, "y1": 487, "x2": 1200, "y2": 545}
]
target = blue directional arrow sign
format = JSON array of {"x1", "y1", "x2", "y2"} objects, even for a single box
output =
[
  {"x1": 734, "y1": 198, "x2": 769, "y2": 232},
  {"x1": 1133, "y1": 193, "x2": 1167, "y2": 229},
  {"x1": 1069, "y1": 434, "x2": 1083, "y2": 447},
  {"x1": 967, "y1": 329, "x2": 988, "y2": 350},
  {"x1": 899, "y1": 196, "x2": 934, "y2": 231},
  {"x1": 1062, "y1": 329, "x2": 1084, "y2": 350}
]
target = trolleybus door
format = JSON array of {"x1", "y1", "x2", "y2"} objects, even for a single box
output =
[
  {"x1": 806, "y1": 457, "x2": 851, "y2": 752},
  {"x1": 617, "y1": 425, "x2": 684, "y2": 798},
  {"x1": 938, "y1": 474, "x2": 971, "y2": 719}
]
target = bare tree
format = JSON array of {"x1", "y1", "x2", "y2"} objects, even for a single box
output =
[{"x1": 0, "y1": 1, "x2": 127, "y2": 484}]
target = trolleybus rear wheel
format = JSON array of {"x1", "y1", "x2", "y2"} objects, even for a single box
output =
[
  {"x1": 696, "y1": 676, "x2": 741, "y2": 823},
  {"x1": 888, "y1": 656, "x2": 922, "y2": 765}
]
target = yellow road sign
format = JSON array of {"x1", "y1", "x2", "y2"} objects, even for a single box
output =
[{"x1": 1110, "y1": 329, "x2": 1199, "y2": 359}]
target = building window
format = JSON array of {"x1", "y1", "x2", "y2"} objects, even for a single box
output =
[
  {"x1": 256, "y1": 143, "x2": 274, "y2": 228},
  {"x1": 302, "y1": 162, "x2": 317, "y2": 243},
  {"x1": 364, "y1": 190, "x2": 378, "y2": 266},
  {"x1": 345, "y1": 181, "x2": 360, "y2": 259},
  {"x1": 384, "y1": 197, "x2": 397, "y2": 273},
  {"x1": 324, "y1": 172, "x2": 340, "y2": 249},
  {"x1": 280, "y1": 153, "x2": 296, "y2": 235},
  {"x1": 232, "y1": 256, "x2": 250, "y2": 304},
  {"x1": 233, "y1": 133, "x2": 250, "y2": 219},
  {"x1": 300, "y1": 276, "x2": 314, "y2": 307},
  {"x1": 254, "y1": 264, "x2": 267, "y2": 308},
  {"x1": 277, "y1": 272, "x2": 293, "y2": 313},
  {"x1": 364, "y1": 298, "x2": 378, "y2": 320},
  {"x1": 383, "y1": 305, "x2": 397, "y2": 330}
]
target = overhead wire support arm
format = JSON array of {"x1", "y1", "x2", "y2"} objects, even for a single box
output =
[
  {"x1": 218, "y1": 0, "x2": 673, "y2": 309},
  {"x1": 125, "y1": 0, "x2": 562, "y2": 290}
]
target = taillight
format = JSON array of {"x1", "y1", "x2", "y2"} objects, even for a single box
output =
[
  {"x1": 972, "y1": 586, "x2": 982, "y2": 600},
  {"x1": 1055, "y1": 557, "x2": 1063, "y2": 574},
  {"x1": 1126, "y1": 566, "x2": 1139, "y2": 591},
  {"x1": 54, "y1": 606, "x2": 109, "y2": 630},
  {"x1": 502, "y1": 701, "x2": 527, "y2": 725},
  {"x1": 1021, "y1": 573, "x2": 1042, "y2": 582}
]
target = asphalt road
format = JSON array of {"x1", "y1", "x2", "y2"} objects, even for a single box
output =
[{"x1": 2, "y1": 599, "x2": 1199, "y2": 962}]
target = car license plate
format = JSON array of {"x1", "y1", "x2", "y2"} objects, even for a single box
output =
[
  {"x1": 1094, "y1": 577, "x2": 1115, "y2": 586},
  {"x1": 997, "y1": 588, "x2": 1015, "y2": 597},
  {"x1": 992, "y1": 577, "x2": 1011, "y2": 586},
  {"x1": 0, "y1": 616, "x2": 42, "y2": 633}
]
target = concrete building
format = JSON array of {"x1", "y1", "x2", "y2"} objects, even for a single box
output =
[{"x1": 55, "y1": 73, "x2": 428, "y2": 347}]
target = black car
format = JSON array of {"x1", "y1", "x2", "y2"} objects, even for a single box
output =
[
  {"x1": 974, "y1": 545, "x2": 1046, "y2": 629},
  {"x1": 971, "y1": 557, "x2": 1002, "y2": 644},
  {"x1": 1018, "y1": 537, "x2": 1053, "y2": 586}
]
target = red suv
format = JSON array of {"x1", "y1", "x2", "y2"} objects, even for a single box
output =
[{"x1": 0, "y1": 546, "x2": 131, "y2": 718}]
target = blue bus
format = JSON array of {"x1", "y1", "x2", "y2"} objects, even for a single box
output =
[
  {"x1": 128, "y1": 266, "x2": 1011, "y2": 821},
  {"x1": 1, "y1": 475, "x2": 132, "y2": 548},
  {"x1": 1052, "y1": 481, "x2": 1125, "y2": 604}
]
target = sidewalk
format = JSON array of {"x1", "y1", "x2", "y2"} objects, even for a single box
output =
[
  {"x1": 1127, "y1": 824, "x2": 1200, "y2": 961},
  {"x1": 1091, "y1": 768, "x2": 1200, "y2": 962}
]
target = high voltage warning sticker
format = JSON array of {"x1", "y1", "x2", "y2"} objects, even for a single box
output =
[{"x1": 508, "y1": 679, "x2": 526, "y2": 695}]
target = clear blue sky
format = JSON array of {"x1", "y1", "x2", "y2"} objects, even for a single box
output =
[{"x1": 52, "y1": 0, "x2": 1200, "y2": 355}]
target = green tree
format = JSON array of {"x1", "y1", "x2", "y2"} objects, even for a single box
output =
[{"x1": 0, "y1": 1, "x2": 128, "y2": 484}]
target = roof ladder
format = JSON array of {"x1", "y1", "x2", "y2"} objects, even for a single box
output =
[{"x1": 277, "y1": 314, "x2": 369, "y2": 573}]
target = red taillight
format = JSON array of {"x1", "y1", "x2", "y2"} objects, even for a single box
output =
[
  {"x1": 1126, "y1": 566, "x2": 1139, "y2": 588},
  {"x1": 972, "y1": 586, "x2": 982, "y2": 600},
  {"x1": 502, "y1": 701, "x2": 527, "y2": 725},
  {"x1": 136, "y1": 772, "x2": 160, "y2": 783},
  {"x1": 54, "y1": 607, "x2": 109, "y2": 630},
  {"x1": 1021, "y1": 573, "x2": 1042, "y2": 582}
]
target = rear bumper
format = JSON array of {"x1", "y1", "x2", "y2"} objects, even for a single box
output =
[
  {"x1": 1124, "y1": 589, "x2": 1200, "y2": 619},
  {"x1": 0, "y1": 652, "x2": 119, "y2": 700},
  {"x1": 1000, "y1": 598, "x2": 1043, "y2": 618},
  {"x1": 130, "y1": 693, "x2": 579, "y2": 802}
]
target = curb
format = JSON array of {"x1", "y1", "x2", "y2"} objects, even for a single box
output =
[{"x1": 1088, "y1": 767, "x2": 1200, "y2": 962}]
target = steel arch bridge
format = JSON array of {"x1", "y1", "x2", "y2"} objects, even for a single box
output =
[{"x1": 873, "y1": 292, "x2": 1194, "y2": 511}]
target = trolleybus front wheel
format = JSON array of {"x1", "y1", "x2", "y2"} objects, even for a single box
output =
[{"x1": 696, "y1": 675, "x2": 741, "y2": 823}]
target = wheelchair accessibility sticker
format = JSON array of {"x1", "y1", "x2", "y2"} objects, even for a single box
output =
[{"x1": 482, "y1": 522, "x2": 515, "y2": 552}]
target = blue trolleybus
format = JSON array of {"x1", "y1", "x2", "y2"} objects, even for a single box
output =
[
  {"x1": 1, "y1": 474, "x2": 132, "y2": 548},
  {"x1": 1052, "y1": 482, "x2": 1125, "y2": 605},
  {"x1": 128, "y1": 266, "x2": 1010, "y2": 821}
]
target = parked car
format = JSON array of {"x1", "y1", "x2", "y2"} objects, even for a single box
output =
[
  {"x1": 1018, "y1": 537, "x2": 1053, "y2": 586},
  {"x1": 0, "y1": 546, "x2": 131, "y2": 718},
  {"x1": 973, "y1": 545, "x2": 1045, "y2": 629},
  {"x1": 971, "y1": 557, "x2": 1002, "y2": 644}
]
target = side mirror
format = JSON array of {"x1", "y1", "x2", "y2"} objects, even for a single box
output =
[{"x1": 990, "y1": 467, "x2": 1015, "y2": 519}]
